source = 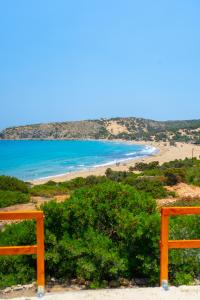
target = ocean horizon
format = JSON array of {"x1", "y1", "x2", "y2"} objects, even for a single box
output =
[{"x1": 0, "y1": 140, "x2": 157, "y2": 181}]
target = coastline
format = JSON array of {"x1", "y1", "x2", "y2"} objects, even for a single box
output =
[{"x1": 32, "y1": 141, "x2": 200, "y2": 185}]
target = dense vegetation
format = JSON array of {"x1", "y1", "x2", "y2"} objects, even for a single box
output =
[
  {"x1": 1, "y1": 158, "x2": 200, "y2": 288},
  {"x1": 132, "y1": 158, "x2": 200, "y2": 187}
]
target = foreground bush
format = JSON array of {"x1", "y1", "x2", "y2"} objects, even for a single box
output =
[
  {"x1": 0, "y1": 182, "x2": 160, "y2": 287},
  {"x1": 1, "y1": 181, "x2": 200, "y2": 287},
  {"x1": 0, "y1": 221, "x2": 36, "y2": 288}
]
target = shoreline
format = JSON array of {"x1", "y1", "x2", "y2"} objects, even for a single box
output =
[{"x1": 32, "y1": 141, "x2": 200, "y2": 185}]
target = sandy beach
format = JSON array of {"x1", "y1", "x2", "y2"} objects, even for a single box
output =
[{"x1": 32, "y1": 141, "x2": 200, "y2": 185}]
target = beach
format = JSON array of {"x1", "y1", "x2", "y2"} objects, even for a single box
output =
[{"x1": 32, "y1": 141, "x2": 200, "y2": 185}]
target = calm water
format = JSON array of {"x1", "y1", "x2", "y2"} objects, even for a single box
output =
[{"x1": 0, "y1": 140, "x2": 157, "y2": 181}]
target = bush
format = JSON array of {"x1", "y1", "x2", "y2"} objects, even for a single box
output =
[
  {"x1": 105, "y1": 168, "x2": 130, "y2": 182},
  {"x1": 133, "y1": 161, "x2": 159, "y2": 171},
  {"x1": 125, "y1": 177, "x2": 169, "y2": 199},
  {"x1": 0, "y1": 175, "x2": 29, "y2": 193},
  {"x1": 0, "y1": 221, "x2": 36, "y2": 288},
  {"x1": 186, "y1": 168, "x2": 200, "y2": 186},
  {"x1": 0, "y1": 190, "x2": 30, "y2": 208},
  {"x1": 164, "y1": 168, "x2": 186, "y2": 186},
  {"x1": 0, "y1": 182, "x2": 160, "y2": 287},
  {"x1": 30, "y1": 182, "x2": 69, "y2": 197},
  {"x1": 63, "y1": 176, "x2": 107, "y2": 190},
  {"x1": 169, "y1": 215, "x2": 200, "y2": 285}
]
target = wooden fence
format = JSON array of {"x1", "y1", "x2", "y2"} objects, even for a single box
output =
[
  {"x1": 160, "y1": 207, "x2": 200, "y2": 290},
  {"x1": 0, "y1": 211, "x2": 45, "y2": 295}
]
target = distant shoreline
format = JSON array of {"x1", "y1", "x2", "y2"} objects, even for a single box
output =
[{"x1": 32, "y1": 141, "x2": 200, "y2": 185}]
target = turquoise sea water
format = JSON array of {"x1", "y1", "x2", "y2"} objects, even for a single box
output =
[{"x1": 0, "y1": 140, "x2": 157, "y2": 181}]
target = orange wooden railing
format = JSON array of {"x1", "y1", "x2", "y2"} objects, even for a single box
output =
[
  {"x1": 160, "y1": 207, "x2": 200, "y2": 290},
  {"x1": 0, "y1": 211, "x2": 45, "y2": 295}
]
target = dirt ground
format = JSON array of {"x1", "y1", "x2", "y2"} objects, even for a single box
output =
[
  {"x1": 11, "y1": 286, "x2": 200, "y2": 300},
  {"x1": 157, "y1": 183, "x2": 200, "y2": 207}
]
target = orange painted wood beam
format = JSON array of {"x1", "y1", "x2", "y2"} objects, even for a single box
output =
[
  {"x1": 0, "y1": 245, "x2": 37, "y2": 255},
  {"x1": 162, "y1": 207, "x2": 200, "y2": 216},
  {"x1": 160, "y1": 211, "x2": 169, "y2": 287},
  {"x1": 36, "y1": 214, "x2": 45, "y2": 287},
  {"x1": 0, "y1": 211, "x2": 43, "y2": 220},
  {"x1": 168, "y1": 240, "x2": 200, "y2": 248}
]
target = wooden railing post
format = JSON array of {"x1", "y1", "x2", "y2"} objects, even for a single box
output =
[
  {"x1": 36, "y1": 213, "x2": 45, "y2": 296},
  {"x1": 160, "y1": 208, "x2": 169, "y2": 290}
]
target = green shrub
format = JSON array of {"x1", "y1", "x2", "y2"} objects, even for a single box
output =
[
  {"x1": 162, "y1": 158, "x2": 198, "y2": 169},
  {"x1": 0, "y1": 221, "x2": 36, "y2": 288},
  {"x1": 186, "y1": 168, "x2": 200, "y2": 186},
  {"x1": 126, "y1": 177, "x2": 169, "y2": 199},
  {"x1": 133, "y1": 161, "x2": 159, "y2": 171},
  {"x1": 30, "y1": 182, "x2": 69, "y2": 197},
  {"x1": 164, "y1": 168, "x2": 186, "y2": 186},
  {"x1": 62, "y1": 176, "x2": 107, "y2": 190},
  {"x1": 0, "y1": 190, "x2": 30, "y2": 208},
  {"x1": 0, "y1": 182, "x2": 160, "y2": 287},
  {"x1": 169, "y1": 215, "x2": 200, "y2": 285},
  {"x1": 0, "y1": 175, "x2": 29, "y2": 193},
  {"x1": 105, "y1": 168, "x2": 130, "y2": 182}
]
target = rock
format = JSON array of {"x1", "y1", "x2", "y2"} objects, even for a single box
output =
[
  {"x1": 77, "y1": 278, "x2": 86, "y2": 285},
  {"x1": 23, "y1": 283, "x2": 35, "y2": 290},
  {"x1": 3, "y1": 287, "x2": 12, "y2": 294},
  {"x1": 109, "y1": 280, "x2": 120, "y2": 288},
  {"x1": 119, "y1": 278, "x2": 130, "y2": 287},
  {"x1": 13, "y1": 284, "x2": 23, "y2": 291},
  {"x1": 130, "y1": 279, "x2": 137, "y2": 286},
  {"x1": 134, "y1": 278, "x2": 148, "y2": 286},
  {"x1": 70, "y1": 285, "x2": 81, "y2": 290},
  {"x1": 71, "y1": 279, "x2": 78, "y2": 284}
]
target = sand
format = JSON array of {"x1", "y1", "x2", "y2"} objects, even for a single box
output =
[
  {"x1": 32, "y1": 141, "x2": 200, "y2": 185},
  {"x1": 13, "y1": 286, "x2": 200, "y2": 300}
]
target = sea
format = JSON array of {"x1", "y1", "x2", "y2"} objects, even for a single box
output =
[{"x1": 0, "y1": 140, "x2": 157, "y2": 181}]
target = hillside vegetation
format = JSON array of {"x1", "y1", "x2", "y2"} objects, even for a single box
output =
[
  {"x1": 1, "y1": 158, "x2": 200, "y2": 288},
  {"x1": 1, "y1": 117, "x2": 200, "y2": 143}
]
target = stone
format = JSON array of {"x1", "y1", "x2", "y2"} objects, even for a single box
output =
[
  {"x1": 13, "y1": 284, "x2": 23, "y2": 291},
  {"x1": 119, "y1": 278, "x2": 130, "y2": 287},
  {"x1": 134, "y1": 278, "x2": 148, "y2": 286},
  {"x1": 109, "y1": 280, "x2": 120, "y2": 288},
  {"x1": 77, "y1": 278, "x2": 86, "y2": 285},
  {"x1": 3, "y1": 287, "x2": 12, "y2": 294},
  {"x1": 24, "y1": 283, "x2": 35, "y2": 290}
]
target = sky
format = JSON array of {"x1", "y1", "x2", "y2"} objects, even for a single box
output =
[{"x1": 0, "y1": 0, "x2": 200, "y2": 129}]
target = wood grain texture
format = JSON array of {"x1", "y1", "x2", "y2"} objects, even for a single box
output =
[
  {"x1": 0, "y1": 211, "x2": 43, "y2": 220},
  {"x1": 168, "y1": 240, "x2": 200, "y2": 249},
  {"x1": 0, "y1": 245, "x2": 37, "y2": 255},
  {"x1": 162, "y1": 206, "x2": 200, "y2": 216},
  {"x1": 160, "y1": 212, "x2": 169, "y2": 285}
]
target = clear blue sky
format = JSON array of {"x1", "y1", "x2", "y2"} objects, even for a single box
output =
[{"x1": 1, "y1": 0, "x2": 200, "y2": 129}]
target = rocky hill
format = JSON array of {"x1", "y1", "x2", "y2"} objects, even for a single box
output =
[{"x1": 1, "y1": 117, "x2": 200, "y2": 143}]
